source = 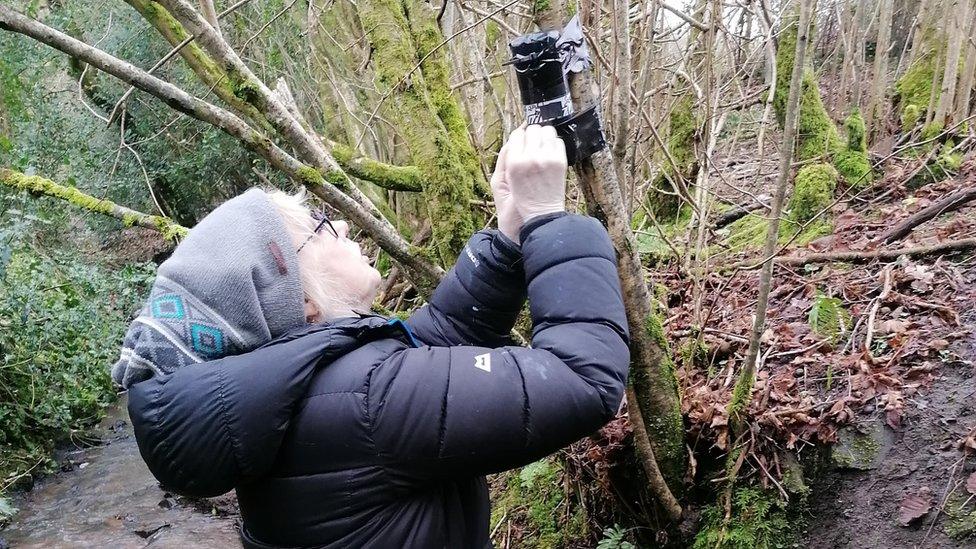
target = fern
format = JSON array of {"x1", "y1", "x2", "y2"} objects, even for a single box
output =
[
  {"x1": 597, "y1": 525, "x2": 636, "y2": 549},
  {"x1": 808, "y1": 293, "x2": 851, "y2": 344}
]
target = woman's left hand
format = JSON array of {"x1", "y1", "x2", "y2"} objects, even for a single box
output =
[{"x1": 490, "y1": 138, "x2": 523, "y2": 243}]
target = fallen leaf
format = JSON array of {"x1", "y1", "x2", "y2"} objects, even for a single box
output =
[
  {"x1": 879, "y1": 319, "x2": 911, "y2": 334},
  {"x1": 897, "y1": 488, "x2": 932, "y2": 526},
  {"x1": 967, "y1": 472, "x2": 976, "y2": 496}
]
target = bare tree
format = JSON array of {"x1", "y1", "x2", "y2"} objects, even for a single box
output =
[
  {"x1": 730, "y1": 0, "x2": 813, "y2": 435},
  {"x1": 867, "y1": 0, "x2": 894, "y2": 138}
]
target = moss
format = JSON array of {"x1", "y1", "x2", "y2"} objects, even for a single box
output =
[
  {"x1": 895, "y1": 54, "x2": 940, "y2": 131},
  {"x1": 295, "y1": 165, "x2": 326, "y2": 186},
  {"x1": 533, "y1": 0, "x2": 551, "y2": 13},
  {"x1": 844, "y1": 109, "x2": 867, "y2": 152},
  {"x1": 727, "y1": 367, "x2": 754, "y2": 422},
  {"x1": 362, "y1": 0, "x2": 480, "y2": 265},
  {"x1": 2, "y1": 169, "x2": 117, "y2": 217},
  {"x1": 566, "y1": 0, "x2": 578, "y2": 16},
  {"x1": 788, "y1": 163, "x2": 836, "y2": 225},
  {"x1": 680, "y1": 337, "x2": 708, "y2": 369},
  {"x1": 774, "y1": 16, "x2": 840, "y2": 162},
  {"x1": 331, "y1": 141, "x2": 423, "y2": 191},
  {"x1": 834, "y1": 149, "x2": 872, "y2": 188},
  {"x1": 648, "y1": 96, "x2": 698, "y2": 218},
  {"x1": 490, "y1": 458, "x2": 589, "y2": 547},
  {"x1": 725, "y1": 211, "x2": 832, "y2": 253},
  {"x1": 693, "y1": 486, "x2": 796, "y2": 549},
  {"x1": 634, "y1": 311, "x2": 686, "y2": 488},
  {"x1": 0, "y1": 169, "x2": 187, "y2": 242},
  {"x1": 231, "y1": 75, "x2": 263, "y2": 105},
  {"x1": 154, "y1": 217, "x2": 189, "y2": 241},
  {"x1": 795, "y1": 71, "x2": 841, "y2": 160},
  {"x1": 944, "y1": 494, "x2": 976, "y2": 540},
  {"x1": 830, "y1": 428, "x2": 881, "y2": 470},
  {"x1": 485, "y1": 20, "x2": 501, "y2": 46},
  {"x1": 121, "y1": 213, "x2": 139, "y2": 228},
  {"x1": 807, "y1": 293, "x2": 851, "y2": 344}
]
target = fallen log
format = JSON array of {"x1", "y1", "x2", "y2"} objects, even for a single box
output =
[
  {"x1": 712, "y1": 202, "x2": 768, "y2": 229},
  {"x1": 767, "y1": 238, "x2": 976, "y2": 266},
  {"x1": 880, "y1": 186, "x2": 976, "y2": 243}
]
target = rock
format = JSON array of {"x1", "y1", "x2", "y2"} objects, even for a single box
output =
[{"x1": 830, "y1": 419, "x2": 895, "y2": 470}]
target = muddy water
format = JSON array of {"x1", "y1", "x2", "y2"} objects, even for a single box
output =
[{"x1": 1, "y1": 396, "x2": 241, "y2": 548}]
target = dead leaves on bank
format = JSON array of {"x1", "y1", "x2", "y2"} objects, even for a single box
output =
[{"x1": 660, "y1": 173, "x2": 976, "y2": 470}]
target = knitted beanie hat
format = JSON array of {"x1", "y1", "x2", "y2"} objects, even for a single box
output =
[{"x1": 111, "y1": 188, "x2": 307, "y2": 389}]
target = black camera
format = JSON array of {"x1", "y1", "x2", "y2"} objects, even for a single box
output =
[{"x1": 508, "y1": 28, "x2": 606, "y2": 164}]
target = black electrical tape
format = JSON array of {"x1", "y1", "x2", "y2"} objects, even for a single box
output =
[{"x1": 552, "y1": 106, "x2": 606, "y2": 164}]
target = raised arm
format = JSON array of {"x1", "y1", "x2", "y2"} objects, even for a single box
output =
[
  {"x1": 368, "y1": 212, "x2": 630, "y2": 477},
  {"x1": 406, "y1": 228, "x2": 526, "y2": 348}
]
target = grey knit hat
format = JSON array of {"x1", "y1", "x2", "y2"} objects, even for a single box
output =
[{"x1": 111, "y1": 188, "x2": 306, "y2": 388}]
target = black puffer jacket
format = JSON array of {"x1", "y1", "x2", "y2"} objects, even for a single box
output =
[{"x1": 126, "y1": 213, "x2": 630, "y2": 548}]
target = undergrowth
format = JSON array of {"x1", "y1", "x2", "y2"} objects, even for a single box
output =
[
  {"x1": 0, "y1": 198, "x2": 155, "y2": 501},
  {"x1": 489, "y1": 457, "x2": 591, "y2": 548},
  {"x1": 693, "y1": 486, "x2": 798, "y2": 549}
]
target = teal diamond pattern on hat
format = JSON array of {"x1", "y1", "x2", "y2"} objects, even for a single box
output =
[
  {"x1": 190, "y1": 323, "x2": 225, "y2": 358},
  {"x1": 151, "y1": 295, "x2": 186, "y2": 320}
]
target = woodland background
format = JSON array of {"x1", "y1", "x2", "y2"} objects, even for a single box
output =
[{"x1": 1, "y1": 0, "x2": 976, "y2": 547}]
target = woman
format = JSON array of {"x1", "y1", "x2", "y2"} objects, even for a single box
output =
[{"x1": 115, "y1": 125, "x2": 630, "y2": 548}]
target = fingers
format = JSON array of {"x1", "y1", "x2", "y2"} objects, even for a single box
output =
[
  {"x1": 489, "y1": 142, "x2": 511, "y2": 192},
  {"x1": 525, "y1": 124, "x2": 545, "y2": 151},
  {"x1": 507, "y1": 125, "x2": 526, "y2": 155}
]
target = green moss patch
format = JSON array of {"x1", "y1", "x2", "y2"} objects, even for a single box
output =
[
  {"x1": 490, "y1": 458, "x2": 589, "y2": 547},
  {"x1": 693, "y1": 486, "x2": 797, "y2": 549},
  {"x1": 788, "y1": 163, "x2": 836, "y2": 225}
]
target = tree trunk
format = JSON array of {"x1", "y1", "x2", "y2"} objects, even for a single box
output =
[
  {"x1": 359, "y1": 0, "x2": 481, "y2": 266},
  {"x1": 933, "y1": 0, "x2": 966, "y2": 126},
  {"x1": 730, "y1": 0, "x2": 812, "y2": 435},
  {"x1": 953, "y1": 0, "x2": 976, "y2": 121},
  {"x1": 534, "y1": 0, "x2": 687, "y2": 504},
  {"x1": 866, "y1": 0, "x2": 894, "y2": 139}
]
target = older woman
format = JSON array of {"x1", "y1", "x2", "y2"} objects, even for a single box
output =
[{"x1": 114, "y1": 125, "x2": 629, "y2": 548}]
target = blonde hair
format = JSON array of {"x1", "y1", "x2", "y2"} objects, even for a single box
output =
[{"x1": 266, "y1": 189, "x2": 359, "y2": 322}]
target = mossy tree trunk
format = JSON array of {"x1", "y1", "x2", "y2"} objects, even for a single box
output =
[
  {"x1": 360, "y1": 0, "x2": 482, "y2": 266},
  {"x1": 645, "y1": 0, "x2": 708, "y2": 221},
  {"x1": 534, "y1": 0, "x2": 685, "y2": 518}
]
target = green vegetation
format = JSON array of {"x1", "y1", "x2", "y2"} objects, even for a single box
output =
[
  {"x1": 0, "y1": 235, "x2": 155, "y2": 492},
  {"x1": 634, "y1": 311, "x2": 686, "y2": 489},
  {"x1": 808, "y1": 293, "x2": 851, "y2": 344},
  {"x1": 945, "y1": 494, "x2": 976, "y2": 540},
  {"x1": 648, "y1": 96, "x2": 698, "y2": 219},
  {"x1": 693, "y1": 486, "x2": 797, "y2": 549},
  {"x1": 490, "y1": 458, "x2": 589, "y2": 547},
  {"x1": 788, "y1": 163, "x2": 837, "y2": 225},
  {"x1": 834, "y1": 110, "x2": 872, "y2": 187},
  {"x1": 895, "y1": 55, "x2": 940, "y2": 131},
  {"x1": 360, "y1": 0, "x2": 480, "y2": 265},
  {"x1": 774, "y1": 18, "x2": 840, "y2": 162}
]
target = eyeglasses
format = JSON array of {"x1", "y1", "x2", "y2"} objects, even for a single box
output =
[{"x1": 296, "y1": 209, "x2": 339, "y2": 253}]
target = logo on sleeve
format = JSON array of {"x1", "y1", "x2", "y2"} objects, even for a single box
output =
[{"x1": 474, "y1": 353, "x2": 491, "y2": 373}]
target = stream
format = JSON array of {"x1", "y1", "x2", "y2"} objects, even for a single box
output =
[{"x1": 1, "y1": 396, "x2": 241, "y2": 548}]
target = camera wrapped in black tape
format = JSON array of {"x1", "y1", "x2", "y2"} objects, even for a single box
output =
[{"x1": 507, "y1": 21, "x2": 606, "y2": 164}]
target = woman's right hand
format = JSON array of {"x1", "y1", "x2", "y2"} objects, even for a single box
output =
[{"x1": 491, "y1": 125, "x2": 567, "y2": 243}]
